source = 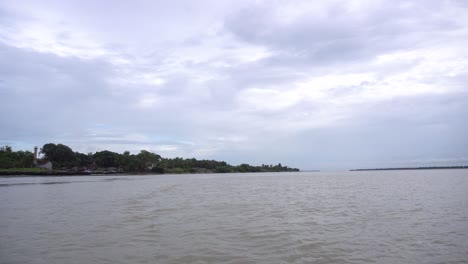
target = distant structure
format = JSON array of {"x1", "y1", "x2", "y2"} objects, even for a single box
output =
[
  {"x1": 33, "y1": 146, "x2": 38, "y2": 166},
  {"x1": 33, "y1": 146, "x2": 53, "y2": 170}
]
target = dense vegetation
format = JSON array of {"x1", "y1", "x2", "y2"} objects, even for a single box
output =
[
  {"x1": 0, "y1": 144, "x2": 299, "y2": 174},
  {"x1": 0, "y1": 146, "x2": 34, "y2": 168}
]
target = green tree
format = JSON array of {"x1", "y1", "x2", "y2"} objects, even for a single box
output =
[
  {"x1": 40, "y1": 143, "x2": 76, "y2": 168},
  {"x1": 93, "y1": 150, "x2": 120, "y2": 168},
  {"x1": 0, "y1": 146, "x2": 34, "y2": 168},
  {"x1": 119, "y1": 151, "x2": 139, "y2": 171},
  {"x1": 0, "y1": 146, "x2": 15, "y2": 168},
  {"x1": 136, "y1": 150, "x2": 162, "y2": 171}
]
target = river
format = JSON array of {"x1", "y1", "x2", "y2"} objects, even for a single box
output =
[{"x1": 1, "y1": 170, "x2": 467, "y2": 263}]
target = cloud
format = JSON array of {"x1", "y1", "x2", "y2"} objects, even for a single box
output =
[
  {"x1": 225, "y1": 0, "x2": 466, "y2": 65},
  {"x1": 0, "y1": 0, "x2": 467, "y2": 169}
]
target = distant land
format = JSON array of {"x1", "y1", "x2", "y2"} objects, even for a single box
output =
[
  {"x1": 350, "y1": 166, "x2": 468, "y2": 171},
  {"x1": 0, "y1": 143, "x2": 300, "y2": 176}
]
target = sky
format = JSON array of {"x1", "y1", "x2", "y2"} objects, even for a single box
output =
[{"x1": 0, "y1": 0, "x2": 467, "y2": 170}]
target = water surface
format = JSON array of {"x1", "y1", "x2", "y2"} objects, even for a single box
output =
[{"x1": 1, "y1": 170, "x2": 467, "y2": 263}]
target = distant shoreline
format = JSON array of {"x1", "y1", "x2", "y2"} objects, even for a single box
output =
[{"x1": 350, "y1": 166, "x2": 468, "y2": 171}]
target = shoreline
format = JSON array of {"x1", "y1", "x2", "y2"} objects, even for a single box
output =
[
  {"x1": 0, "y1": 170, "x2": 302, "y2": 177},
  {"x1": 0, "y1": 171, "x2": 121, "y2": 177},
  {"x1": 350, "y1": 166, "x2": 468, "y2": 171}
]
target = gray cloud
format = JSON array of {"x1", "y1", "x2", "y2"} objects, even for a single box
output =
[
  {"x1": 0, "y1": 0, "x2": 467, "y2": 169},
  {"x1": 225, "y1": 0, "x2": 465, "y2": 67}
]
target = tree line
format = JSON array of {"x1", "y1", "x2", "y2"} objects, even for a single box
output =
[{"x1": 0, "y1": 143, "x2": 299, "y2": 173}]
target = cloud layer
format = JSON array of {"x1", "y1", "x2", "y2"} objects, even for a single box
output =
[{"x1": 1, "y1": 0, "x2": 467, "y2": 169}]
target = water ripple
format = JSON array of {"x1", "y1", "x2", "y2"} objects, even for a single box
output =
[{"x1": 1, "y1": 171, "x2": 468, "y2": 263}]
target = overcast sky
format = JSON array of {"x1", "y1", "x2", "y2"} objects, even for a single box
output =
[{"x1": 1, "y1": 0, "x2": 467, "y2": 170}]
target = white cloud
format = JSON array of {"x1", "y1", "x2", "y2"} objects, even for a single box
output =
[{"x1": 1, "y1": 0, "x2": 467, "y2": 169}]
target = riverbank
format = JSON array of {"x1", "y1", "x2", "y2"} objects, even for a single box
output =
[
  {"x1": 0, "y1": 168, "x2": 122, "y2": 176},
  {"x1": 0, "y1": 168, "x2": 301, "y2": 177}
]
